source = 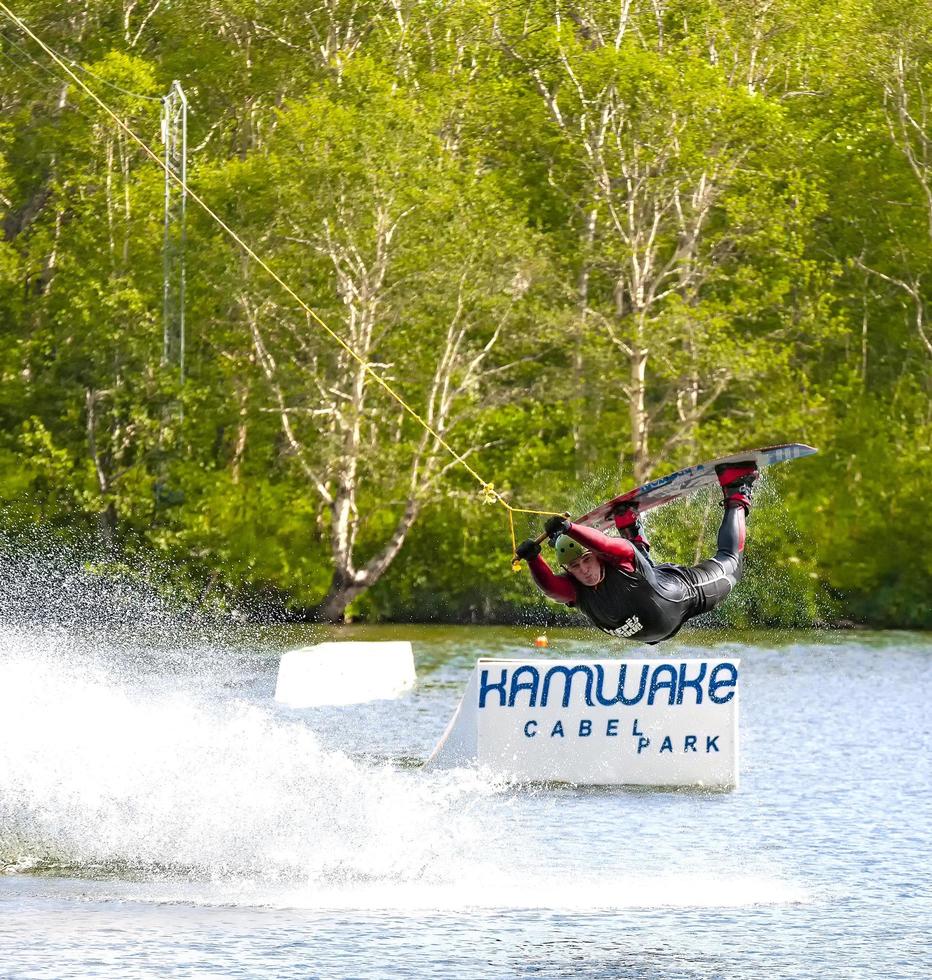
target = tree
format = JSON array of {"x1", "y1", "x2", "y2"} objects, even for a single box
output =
[
  {"x1": 0, "y1": 42, "x2": 173, "y2": 543},
  {"x1": 202, "y1": 73, "x2": 550, "y2": 620},
  {"x1": 492, "y1": 2, "x2": 820, "y2": 483},
  {"x1": 855, "y1": 1, "x2": 932, "y2": 360}
]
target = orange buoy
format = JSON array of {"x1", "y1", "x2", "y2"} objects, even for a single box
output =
[{"x1": 534, "y1": 635, "x2": 549, "y2": 648}]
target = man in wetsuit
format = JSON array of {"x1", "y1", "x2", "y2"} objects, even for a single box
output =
[{"x1": 515, "y1": 463, "x2": 759, "y2": 644}]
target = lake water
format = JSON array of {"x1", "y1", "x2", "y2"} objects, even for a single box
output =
[{"x1": 1, "y1": 618, "x2": 930, "y2": 979}]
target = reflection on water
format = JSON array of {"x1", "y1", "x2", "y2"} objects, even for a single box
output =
[{"x1": 0, "y1": 618, "x2": 930, "y2": 979}]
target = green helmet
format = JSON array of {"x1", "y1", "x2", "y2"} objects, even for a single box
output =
[{"x1": 553, "y1": 534, "x2": 586, "y2": 566}]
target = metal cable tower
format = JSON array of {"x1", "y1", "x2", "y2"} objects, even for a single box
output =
[{"x1": 161, "y1": 80, "x2": 187, "y2": 383}]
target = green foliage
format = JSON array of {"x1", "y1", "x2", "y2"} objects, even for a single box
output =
[{"x1": 0, "y1": 0, "x2": 929, "y2": 625}]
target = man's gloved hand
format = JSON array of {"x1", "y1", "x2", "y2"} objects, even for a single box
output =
[
  {"x1": 515, "y1": 538, "x2": 542, "y2": 561},
  {"x1": 544, "y1": 515, "x2": 571, "y2": 539}
]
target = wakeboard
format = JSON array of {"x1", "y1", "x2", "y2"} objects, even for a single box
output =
[{"x1": 572, "y1": 443, "x2": 817, "y2": 534}]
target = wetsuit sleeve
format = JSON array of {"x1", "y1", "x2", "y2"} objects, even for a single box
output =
[
  {"x1": 527, "y1": 554, "x2": 578, "y2": 604},
  {"x1": 565, "y1": 523, "x2": 637, "y2": 573}
]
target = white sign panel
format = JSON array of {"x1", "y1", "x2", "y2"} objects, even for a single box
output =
[
  {"x1": 469, "y1": 657, "x2": 739, "y2": 787},
  {"x1": 275, "y1": 641, "x2": 416, "y2": 707}
]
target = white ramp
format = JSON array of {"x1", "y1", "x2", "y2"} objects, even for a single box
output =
[
  {"x1": 427, "y1": 657, "x2": 739, "y2": 788},
  {"x1": 274, "y1": 641, "x2": 416, "y2": 707}
]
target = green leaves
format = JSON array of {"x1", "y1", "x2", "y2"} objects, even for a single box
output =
[{"x1": 0, "y1": 0, "x2": 929, "y2": 625}]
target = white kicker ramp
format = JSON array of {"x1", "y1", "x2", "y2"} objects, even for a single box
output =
[
  {"x1": 274, "y1": 641, "x2": 416, "y2": 707},
  {"x1": 427, "y1": 657, "x2": 739, "y2": 788}
]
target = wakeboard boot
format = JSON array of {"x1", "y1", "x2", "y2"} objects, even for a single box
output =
[
  {"x1": 611, "y1": 502, "x2": 651, "y2": 554},
  {"x1": 715, "y1": 462, "x2": 759, "y2": 513}
]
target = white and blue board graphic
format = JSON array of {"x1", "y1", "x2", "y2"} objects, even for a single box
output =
[
  {"x1": 427, "y1": 657, "x2": 740, "y2": 787},
  {"x1": 576, "y1": 442, "x2": 816, "y2": 534}
]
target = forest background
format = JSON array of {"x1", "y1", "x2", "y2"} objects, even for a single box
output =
[{"x1": 0, "y1": 0, "x2": 929, "y2": 627}]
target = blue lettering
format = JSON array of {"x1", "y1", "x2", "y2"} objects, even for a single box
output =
[
  {"x1": 660, "y1": 735, "x2": 673, "y2": 753},
  {"x1": 524, "y1": 720, "x2": 537, "y2": 738},
  {"x1": 708, "y1": 663, "x2": 738, "y2": 704},
  {"x1": 676, "y1": 661, "x2": 707, "y2": 705},
  {"x1": 478, "y1": 668, "x2": 507, "y2": 708},
  {"x1": 578, "y1": 719, "x2": 592, "y2": 737},
  {"x1": 550, "y1": 720, "x2": 564, "y2": 738},
  {"x1": 509, "y1": 666, "x2": 540, "y2": 708},
  {"x1": 606, "y1": 719, "x2": 619, "y2": 737},
  {"x1": 684, "y1": 735, "x2": 697, "y2": 752},
  {"x1": 706, "y1": 736, "x2": 719, "y2": 752},
  {"x1": 647, "y1": 664, "x2": 678, "y2": 706},
  {"x1": 637, "y1": 735, "x2": 651, "y2": 754},
  {"x1": 481, "y1": 661, "x2": 738, "y2": 710},
  {"x1": 632, "y1": 718, "x2": 644, "y2": 736},
  {"x1": 541, "y1": 665, "x2": 595, "y2": 708},
  {"x1": 594, "y1": 663, "x2": 648, "y2": 706}
]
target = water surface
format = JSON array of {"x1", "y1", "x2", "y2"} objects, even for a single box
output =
[{"x1": 1, "y1": 622, "x2": 929, "y2": 979}]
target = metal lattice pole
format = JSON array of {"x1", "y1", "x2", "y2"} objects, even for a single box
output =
[{"x1": 161, "y1": 81, "x2": 187, "y2": 383}]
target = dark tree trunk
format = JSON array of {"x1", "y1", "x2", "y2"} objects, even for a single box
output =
[
  {"x1": 97, "y1": 502, "x2": 118, "y2": 549},
  {"x1": 314, "y1": 570, "x2": 365, "y2": 623}
]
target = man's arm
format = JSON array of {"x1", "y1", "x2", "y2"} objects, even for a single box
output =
[
  {"x1": 516, "y1": 539, "x2": 578, "y2": 603},
  {"x1": 565, "y1": 523, "x2": 637, "y2": 573},
  {"x1": 527, "y1": 554, "x2": 578, "y2": 603}
]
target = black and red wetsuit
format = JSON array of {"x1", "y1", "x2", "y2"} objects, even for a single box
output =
[{"x1": 527, "y1": 507, "x2": 747, "y2": 644}]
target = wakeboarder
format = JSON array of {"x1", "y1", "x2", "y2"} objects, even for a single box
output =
[{"x1": 516, "y1": 463, "x2": 759, "y2": 643}]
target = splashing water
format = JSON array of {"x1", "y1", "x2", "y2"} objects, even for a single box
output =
[
  {"x1": 0, "y1": 624, "x2": 502, "y2": 892},
  {"x1": 4, "y1": 550, "x2": 930, "y2": 980},
  {"x1": 0, "y1": 546, "x2": 813, "y2": 913}
]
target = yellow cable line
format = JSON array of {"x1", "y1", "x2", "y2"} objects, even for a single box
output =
[{"x1": 0, "y1": 2, "x2": 562, "y2": 560}]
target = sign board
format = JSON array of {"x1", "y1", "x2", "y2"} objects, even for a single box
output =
[{"x1": 428, "y1": 657, "x2": 739, "y2": 788}]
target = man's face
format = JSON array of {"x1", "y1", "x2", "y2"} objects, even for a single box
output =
[{"x1": 565, "y1": 551, "x2": 605, "y2": 586}]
